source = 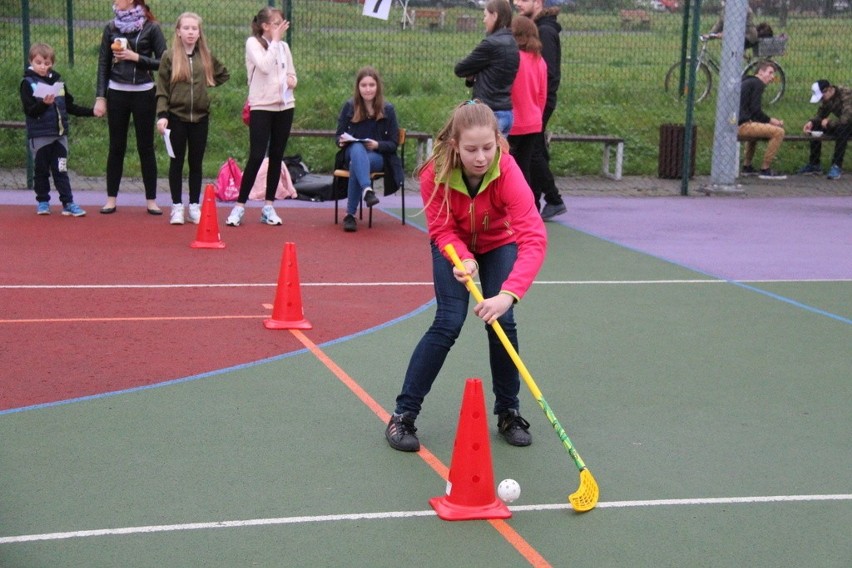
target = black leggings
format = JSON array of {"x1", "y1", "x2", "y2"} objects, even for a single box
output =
[
  {"x1": 238, "y1": 108, "x2": 294, "y2": 204},
  {"x1": 105, "y1": 88, "x2": 158, "y2": 200},
  {"x1": 167, "y1": 114, "x2": 209, "y2": 204}
]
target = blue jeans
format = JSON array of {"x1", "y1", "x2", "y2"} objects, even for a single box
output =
[
  {"x1": 493, "y1": 110, "x2": 514, "y2": 137},
  {"x1": 394, "y1": 241, "x2": 521, "y2": 417},
  {"x1": 344, "y1": 143, "x2": 384, "y2": 215}
]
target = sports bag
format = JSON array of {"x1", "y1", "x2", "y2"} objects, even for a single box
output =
[{"x1": 215, "y1": 157, "x2": 242, "y2": 202}]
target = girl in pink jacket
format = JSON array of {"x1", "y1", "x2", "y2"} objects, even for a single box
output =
[{"x1": 386, "y1": 100, "x2": 547, "y2": 453}]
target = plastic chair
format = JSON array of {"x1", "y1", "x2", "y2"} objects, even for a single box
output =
[{"x1": 333, "y1": 128, "x2": 406, "y2": 227}]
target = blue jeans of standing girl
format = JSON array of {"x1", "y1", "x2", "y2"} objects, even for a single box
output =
[
  {"x1": 344, "y1": 142, "x2": 384, "y2": 215},
  {"x1": 394, "y1": 241, "x2": 521, "y2": 417}
]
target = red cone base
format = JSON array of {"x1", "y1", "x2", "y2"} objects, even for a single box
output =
[
  {"x1": 264, "y1": 242, "x2": 312, "y2": 330},
  {"x1": 429, "y1": 378, "x2": 511, "y2": 521},
  {"x1": 191, "y1": 184, "x2": 225, "y2": 249}
]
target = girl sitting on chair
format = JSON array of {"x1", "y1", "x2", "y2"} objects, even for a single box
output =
[{"x1": 334, "y1": 66, "x2": 403, "y2": 232}]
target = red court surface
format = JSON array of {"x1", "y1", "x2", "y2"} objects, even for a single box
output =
[{"x1": 0, "y1": 204, "x2": 433, "y2": 411}]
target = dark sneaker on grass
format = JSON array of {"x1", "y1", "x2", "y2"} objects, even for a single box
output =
[
  {"x1": 386, "y1": 412, "x2": 420, "y2": 452},
  {"x1": 540, "y1": 202, "x2": 567, "y2": 221},
  {"x1": 363, "y1": 189, "x2": 380, "y2": 208},
  {"x1": 497, "y1": 409, "x2": 532, "y2": 447},
  {"x1": 758, "y1": 169, "x2": 787, "y2": 180},
  {"x1": 796, "y1": 163, "x2": 822, "y2": 176},
  {"x1": 740, "y1": 165, "x2": 757, "y2": 177}
]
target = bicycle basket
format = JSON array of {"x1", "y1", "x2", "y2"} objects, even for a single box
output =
[{"x1": 757, "y1": 36, "x2": 787, "y2": 57}]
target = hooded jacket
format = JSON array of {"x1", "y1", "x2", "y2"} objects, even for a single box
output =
[
  {"x1": 420, "y1": 151, "x2": 547, "y2": 301},
  {"x1": 810, "y1": 85, "x2": 852, "y2": 128},
  {"x1": 535, "y1": 8, "x2": 562, "y2": 115},
  {"x1": 454, "y1": 28, "x2": 519, "y2": 112},
  {"x1": 20, "y1": 68, "x2": 93, "y2": 139}
]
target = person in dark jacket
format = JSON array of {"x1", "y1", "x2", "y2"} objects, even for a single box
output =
[
  {"x1": 454, "y1": 0, "x2": 519, "y2": 136},
  {"x1": 334, "y1": 66, "x2": 403, "y2": 232},
  {"x1": 514, "y1": 0, "x2": 567, "y2": 219},
  {"x1": 737, "y1": 61, "x2": 786, "y2": 179},
  {"x1": 798, "y1": 79, "x2": 852, "y2": 180},
  {"x1": 155, "y1": 12, "x2": 229, "y2": 225},
  {"x1": 94, "y1": 0, "x2": 166, "y2": 215},
  {"x1": 20, "y1": 43, "x2": 94, "y2": 217}
]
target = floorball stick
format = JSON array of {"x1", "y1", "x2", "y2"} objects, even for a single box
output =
[{"x1": 445, "y1": 244, "x2": 599, "y2": 512}]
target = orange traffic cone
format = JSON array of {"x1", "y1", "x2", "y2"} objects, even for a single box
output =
[
  {"x1": 264, "y1": 242, "x2": 312, "y2": 330},
  {"x1": 191, "y1": 184, "x2": 225, "y2": 249},
  {"x1": 429, "y1": 378, "x2": 511, "y2": 521}
]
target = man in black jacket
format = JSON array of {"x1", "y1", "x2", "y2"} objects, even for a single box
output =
[
  {"x1": 514, "y1": 0, "x2": 567, "y2": 220},
  {"x1": 738, "y1": 61, "x2": 786, "y2": 179}
]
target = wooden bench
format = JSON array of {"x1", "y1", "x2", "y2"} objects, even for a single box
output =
[
  {"x1": 0, "y1": 120, "x2": 26, "y2": 130},
  {"x1": 620, "y1": 9, "x2": 651, "y2": 30},
  {"x1": 289, "y1": 128, "x2": 433, "y2": 169},
  {"x1": 737, "y1": 133, "x2": 836, "y2": 172},
  {"x1": 411, "y1": 8, "x2": 446, "y2": 30},
  {"x1": 547, "y1": 133, "x2": 625, "y2": 180}
]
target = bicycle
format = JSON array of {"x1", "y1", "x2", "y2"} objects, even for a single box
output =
[{"x1": 664, "y1": 34, "x2": 788, "y2": 105}]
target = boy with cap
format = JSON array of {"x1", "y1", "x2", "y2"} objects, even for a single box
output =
[{"x1": 798, "y1": 79, "x2": 852, "y2": 180}]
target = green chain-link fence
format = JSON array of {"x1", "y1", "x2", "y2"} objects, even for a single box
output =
[{"x1": 1, "y1": 0, "x2": 849, "y2": 185}]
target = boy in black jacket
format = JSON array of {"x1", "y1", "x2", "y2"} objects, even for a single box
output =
[
  {"x1": 738, "y1": 61, "x2": 786, "y2": 179},
  {"x1": 20, "y1": 43, "x2": 95, "y2": 216}
]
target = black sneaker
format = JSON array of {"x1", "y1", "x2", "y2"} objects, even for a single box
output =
[
  {"x1": 343, "y1": 214, "x2": 357, "y2": 232},
  {"x1": 759, "y1": 169, "x2": 787, "y2": 180},
  {"x1": 363, "y1": 190, "x2": 380, "y2": 208},
  {"x1": 497, "y1": 409, "x2": 532, "y2": 447},
  {"x1": 740, "y1": 165, "x2": 757, "y2": 177},
  {"x1": 386, "y1": 412, "x2": 420, "y2": 452}
]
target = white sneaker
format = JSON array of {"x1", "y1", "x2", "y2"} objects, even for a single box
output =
[
  {"x1": 226, "y1": 205, "x2": 245, "y2": 227},
  {"x1": 260, "y1": 204, "x2": 282, "y2": 226},
  {"x1": 188, "y1": 203, "x2": 201, "y2": 224},
  {"x1": 169, "y1": 203, "x2": 185, "y2": 225}
]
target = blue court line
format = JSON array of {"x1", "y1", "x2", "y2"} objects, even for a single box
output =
[
  {"x1": 558, "y1": 221, "x2": 852, "y2": 325},
  {"x1": 0, "y1": 300, "x2": 436, "y2": 417}
]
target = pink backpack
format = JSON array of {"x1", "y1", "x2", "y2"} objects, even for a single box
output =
[{"x1": 215, "y1": 158, "x2": 242, "y2": 202}]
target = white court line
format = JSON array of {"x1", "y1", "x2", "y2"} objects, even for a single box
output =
[
  {"x1": 2, "y1": 494, "x2": 849, "y2": 544},
  {"x1": 3, "y1": 278, "x2": 850, "y2": 290}
]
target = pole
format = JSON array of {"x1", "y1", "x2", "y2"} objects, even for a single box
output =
[
  {"x1": 680, "y1": 0, "x2": 703, "y2": 196},
  {"x1": 708, "y1": 0, "x2": 747, "y2": 190}
]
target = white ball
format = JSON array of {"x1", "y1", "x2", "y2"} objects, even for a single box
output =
[{"x1": 497, "y1": 478, "x2": 521, "y2": 503}]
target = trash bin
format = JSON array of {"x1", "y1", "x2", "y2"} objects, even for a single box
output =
[
  {"x1": 457, "y1": 15, "x2": 476, "y2": 33},
  {"x1": 658, "y1": 124, "x2": 697, "y2": 179}
]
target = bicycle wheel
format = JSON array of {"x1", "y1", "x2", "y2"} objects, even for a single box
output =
[
  {"x1": 743, "y1": 59, "x2": 786, "y2": 104},
  {"x1": 665, "y1": 59, "x2": 712, "y2": 103}
]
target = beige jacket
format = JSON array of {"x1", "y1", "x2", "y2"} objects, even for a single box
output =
[{"x1": 245, "y1": 36, "x2": 297, "y2": 111}]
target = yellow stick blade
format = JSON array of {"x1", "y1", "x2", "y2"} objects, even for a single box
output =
[{"x1": 568, "y1": 469, "x2": 599, "y2": 512}]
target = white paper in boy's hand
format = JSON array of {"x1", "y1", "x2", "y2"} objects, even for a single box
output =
[
  {"x1": 163, "y1": 129, "x2": 175, "y2": 158},
  {"x1": 283, "y1": 88, "x2": 295, "y2": 105},
  {"x1": 32, "y1": 82, "x2": 63, "y2": 98}
]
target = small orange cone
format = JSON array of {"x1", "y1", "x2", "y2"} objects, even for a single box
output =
[
  {"x1": 191, "y1": 184, "x2": 225, "y2": 249},
  {"x1": 264, "y1": 242, "x2": 312, "y2": 330},
  {"x1": 429, "y1": 378, "x2": 511, "y2": 521}
]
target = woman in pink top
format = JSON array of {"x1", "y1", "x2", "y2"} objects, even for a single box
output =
[
  {"x1": 507, "y1": 15, "x2": 547, "y2": 203},
  {"x1": 385, "y1": 100, "x2": 547, "y2": 453}
]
